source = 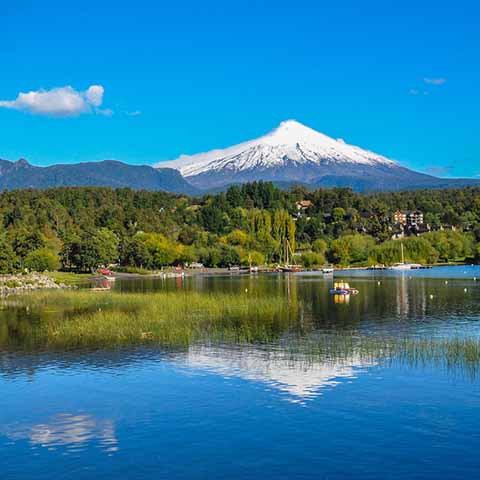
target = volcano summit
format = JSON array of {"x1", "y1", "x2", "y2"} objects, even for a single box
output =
[{"x1": 160, "y1": 120, "x2": 477, "y2": 191}]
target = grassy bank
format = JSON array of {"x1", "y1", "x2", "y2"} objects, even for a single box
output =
[
  {"x1": 46, "y1": 271, "x2": 94, "y2": 286},
  {"x1": 113, "y1": 266, "x2": 161, "y2": 275}
]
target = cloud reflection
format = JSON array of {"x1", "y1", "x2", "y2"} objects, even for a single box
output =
[{"x1": 4, "y1": 413, "x2": 118, "y2": 454}]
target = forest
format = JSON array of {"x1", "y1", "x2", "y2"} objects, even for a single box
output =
[{"x1": 0, "y1": 183, "x2": 478, "y2": 273}]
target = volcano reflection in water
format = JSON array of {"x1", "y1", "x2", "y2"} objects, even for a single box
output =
[{"x1": 183, "y1": 344, "x2": 375, "y2": 403}]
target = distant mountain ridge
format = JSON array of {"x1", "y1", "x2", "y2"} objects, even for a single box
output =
[
  {"x1": 160, "y1": 120, "x2": 480, "y2": 192},
  {"x1": 2, "y1": 121, "x2": 479, "y2": 194},
  {"x1": 0, "y1": 158, "x2": 198, "y2": 195}
]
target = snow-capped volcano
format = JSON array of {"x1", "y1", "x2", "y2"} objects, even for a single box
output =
[
  {"x1": 161, "y1": 120, "x2": 395, "y2": 176},
  {"x1": 158, "y1": 120, "x2": 477, "y2": 191}
]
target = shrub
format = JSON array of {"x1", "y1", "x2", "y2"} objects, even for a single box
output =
[
  {"x1": 24, "y1": 248, "x2": 60, "y2": 272},
  {"x1": 312, "y1": 239, "x2": 328, "y2": 255},
  {"x1": 300, "y1": 252, "x2": 326, "y2": 268},
  {"x1": 330, "y1": 234, "x2": 375, "y2": 265}
]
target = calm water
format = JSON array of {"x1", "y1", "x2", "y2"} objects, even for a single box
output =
[{"x1": 1, "y1": 266, "x2": 480, "y2": 479}]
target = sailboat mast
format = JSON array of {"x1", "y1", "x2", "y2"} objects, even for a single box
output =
[{"x1": 401, "y1": 242, "x2": 405, "y2": 264}]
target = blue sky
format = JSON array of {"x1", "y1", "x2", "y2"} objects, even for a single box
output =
[{"x1": 1, "y1": 0, "x2": 479, "y2": 177}]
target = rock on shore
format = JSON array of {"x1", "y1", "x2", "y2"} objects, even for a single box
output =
[{"x1": 0, "y1": 273, "x2": 71, "y2": 295}]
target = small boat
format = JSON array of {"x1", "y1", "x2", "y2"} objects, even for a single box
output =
[
  {"x1": 329, "y1": 282, "x2": 359, "y2": 295},
  {"x1": 278, "y1": 239, "x2": 303, "y2": 273},
  {"x1": 390, "y1": 262, "x2": 423, "y2": 271},
  {"x1": 278, "y1": 265, "x2": 303, "y2": 273},
  {"x1": 389, "y1": 242, "x2": 423, "y2": 270},
  {"x1": 322, "y1": 267, "x2": 334, "y2": 274},
  {"x1": 98, "y1": 268, "x2": 114, "y2": 276}
]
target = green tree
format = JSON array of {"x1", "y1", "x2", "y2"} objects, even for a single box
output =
[
  {"x1": 330, "y1": 234, "x2": 375, "y2": 265},
  {"x1": 62, "y1": 228, "x2": 119, "y2": 272},
  {"x1": 143, "y1": 233, "x2": 177, "y2": 267},
  {"x1": 312, "y1": 239, "x2": 328, "y2": 255},
  {"x1": 300, "y1": 252, "x2": 326, "y2": 268},
  {"x1": 25, "y1": 248, "x2": 60, "y2": 271},
  {"x1": 371, "y1": 238, "x2": 439, "y2": 265},
  {"x1": 0, "y1": 236, "x2": 18, "y2": 273},
  {"x1": 423, "y1": 231, "x2": 473, "y2": 262}
]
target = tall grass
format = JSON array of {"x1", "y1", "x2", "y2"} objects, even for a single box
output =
[
  {"x1": 2, "y1": 290, "x2": 480, "y2": 377},
  {"x1": 285, "y1": 334, "x2": 480, "y2": 378},
  {"x1": 1, "y1": 290, "x2": 295, "y2": 349}
]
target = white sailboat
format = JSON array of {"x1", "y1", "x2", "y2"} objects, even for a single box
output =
[{"x1": 390, "y1": 242, "x2": 422, "y2": 270}]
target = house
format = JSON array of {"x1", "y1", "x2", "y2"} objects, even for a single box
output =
[
  {"x1": 393, "y1": 210, "x2": 430, "y2": 236},
  {"x1": 296, "y1": 200, "x2": 313, "y2": 211},
  {"x1": 188, "y1": 262, "x2": 204, "y2": 269},
  {"x1": 294, "y1": 200, "x2": 313, "y2": 220},
  {"x1": 393, "y1": 210, "x2": 424, "y2": 227}
]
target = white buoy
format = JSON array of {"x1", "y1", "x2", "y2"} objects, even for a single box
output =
[
  {"x1": 445, "y1": 281, "x2": 448, "y2": 285},
  {"x1": 245, "y1": 288, "x2": 248, "y2": 293},
  {"x1": 377, "y1": 281, "x2": 381, "y2": 285},
  {"x1": 429, "y1": 294, "x2": 434, "y2": 299},
  {"x1": 464, "y1": 288, "x2": 468, "y2": 293}
]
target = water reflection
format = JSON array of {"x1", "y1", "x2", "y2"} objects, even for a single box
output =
[
  {"x1": 0, "y1": 268, "x2": 479, "y2": 480},
  {"x1": 183, "y1": 344, "x2": 375, "y2": 403},
  {"x1": 333, "y1": 293, "x2": 350, "y2": 304},
  {"x1": 1, "y1": 268, "x2": 480, "y2": 378},
  {"x1": 3, "y1": 413, "x2": 118, "y2": 454},
  {"x1": 113, "y1": 268, "x2": 480, "y2": 334}
]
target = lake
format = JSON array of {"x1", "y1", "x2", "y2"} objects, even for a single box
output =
[{"x1": 1, "y1": 266, "x2": 480, "y2": 479}]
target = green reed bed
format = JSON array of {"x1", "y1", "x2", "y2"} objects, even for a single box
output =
[
  {"x1": 1, "y1": 290, "x2": 295, "y2": 349},
  {"x1": 2, "y1": 290, "x2": 480, "y2": 377},
  {"x1": 285, "y1": 334, "x2": 480, "y2": 378}
]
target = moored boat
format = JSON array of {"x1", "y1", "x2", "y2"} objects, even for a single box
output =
[
  {"x1": 278, "y1": 265, "x2": 303, "y2": 273},
  {"x1": 389, "y1": 242, "x2": 423, "y2": 270},
  {"x1": 278, "y1": 239, "x2": 303, "y2": 273},
  {"x1": 329, "y1": 282, "x2": 359, "y2": 295},
  {"x1": 390, "y1": 262, "x2": 423, "y2": 271}
]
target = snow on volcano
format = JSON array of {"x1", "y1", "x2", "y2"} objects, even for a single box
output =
[{"x1": 158, "y1": 120, "x2": 397, "y2": 178}]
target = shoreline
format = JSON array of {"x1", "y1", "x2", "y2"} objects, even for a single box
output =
[
  {"x1": 0, "y1": 273, "x2": 73, "y2": 295},
  {"x1": 110, "y1": 263, "x2": 477, "y2": 279},
  {"x1": 0, "y1": 263, "x2": 473, "y2": 293}
]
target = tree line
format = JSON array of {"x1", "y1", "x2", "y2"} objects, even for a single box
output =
[{"x1": 0, "y1": 183, "x2": 478, "y2": 273}]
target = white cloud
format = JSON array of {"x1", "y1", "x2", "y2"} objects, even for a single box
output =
[
  {"x1": 409, "y1": 89, "x2": 430, "y2": 96},
  {"x1": 85, "y1": 85, "x2": 104, "y2": 107},
  {"x1": 0, "y1": 84, "x2": 109, "y2": 117},
  {"x1": 96, "y1": 108, "x2": 114, "y2": 116},
  {"x1": 424, "y1": 78, "x2": 447, "y2": 85}
]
